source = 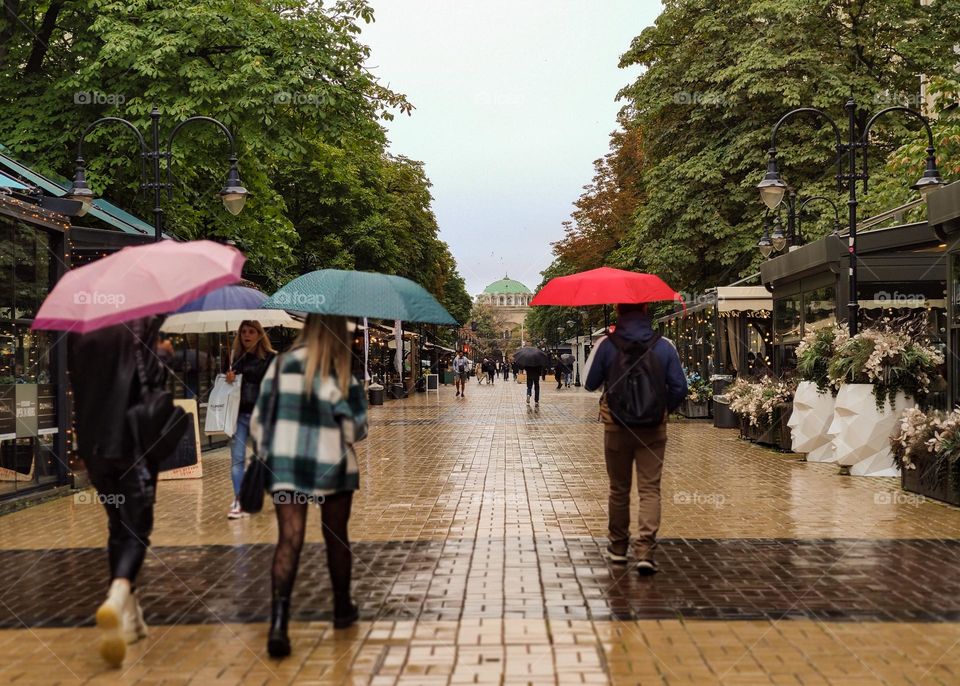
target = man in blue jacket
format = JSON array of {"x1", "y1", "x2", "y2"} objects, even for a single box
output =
[{"x1": 584, "y1": 303, "x2": 687, "y2": 575}]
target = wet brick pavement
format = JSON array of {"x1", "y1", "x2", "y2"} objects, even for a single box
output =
[
  {"x1": 2, "y1": 381, "x2": 960, "y2": 684},
  {"x1": 3, "y1": 538, "x2": 960, "y2": 629}
]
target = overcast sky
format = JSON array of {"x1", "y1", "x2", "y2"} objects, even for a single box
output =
[{"x1": 362, "y1": 1, "x2": 662, "y2": 297}]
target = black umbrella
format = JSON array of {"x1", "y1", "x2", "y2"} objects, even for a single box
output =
[
  {"x1": 514, "y1": 346, "x2": 550, "y2": 369},
  {"x1": 560, "y1": 353, "x2": 576, "y2": 368}
]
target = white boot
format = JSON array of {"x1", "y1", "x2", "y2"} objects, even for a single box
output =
[
  {"x1": 123, "y1": 593, "x2": 148, "y2": 643},
  {"x1": 96, "y1": 579, "x2": 130, "y2": 667}
]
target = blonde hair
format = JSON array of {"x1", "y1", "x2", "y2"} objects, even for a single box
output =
[
  {"x1": 232, "y1": 320, "x2": 276, "y2": 361},
  {"x1": 295, "y1": 314, "x2": 352, "y2": 395}
]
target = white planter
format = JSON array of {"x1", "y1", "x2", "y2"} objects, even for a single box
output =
[
  {"x1": 788, "y1": 381, "x2": 836, "y2": 462},
  {"x1": 826, "y1": 384, "x2": 912, "y2": 477}
]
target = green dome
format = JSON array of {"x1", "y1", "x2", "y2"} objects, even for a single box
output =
[{"x1": 483, "y1": 276, "x2": 531, "y2": 295}]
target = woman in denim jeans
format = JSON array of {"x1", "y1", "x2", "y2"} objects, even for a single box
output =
[{"x1": 225, "y1": 320, "x2": 275, "y2": 518}]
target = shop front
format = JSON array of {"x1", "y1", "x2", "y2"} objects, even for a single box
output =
[
  {"x1": 0, "y1": 194, "x2": 71, "y2": 500},
  {"x1": 760, "y1": 222, "x2": 949, "y2": 404}
]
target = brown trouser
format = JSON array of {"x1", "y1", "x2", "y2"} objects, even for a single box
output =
[{"x1": 603, "y1": 421, "x2": 667, "y2": 560}]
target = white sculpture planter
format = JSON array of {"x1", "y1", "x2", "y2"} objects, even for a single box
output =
[
  {"x1": 826, "y1": 384, "x2": 912, "y2": 477},
  {"x1": 788, "y1": 381, "x2": 836, "y2": 462}
]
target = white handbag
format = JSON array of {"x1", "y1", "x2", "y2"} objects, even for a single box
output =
[{"x1": 205, "y1": 373, "x2": 242, "y2": 436}]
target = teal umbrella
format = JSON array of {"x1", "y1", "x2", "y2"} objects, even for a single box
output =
[{"x1": 261, "y1": 269, "x2": 458, "y2": 325}]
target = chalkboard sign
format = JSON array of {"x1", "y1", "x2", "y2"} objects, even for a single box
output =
[
  {"x1": 426, "y1": 374, "x2": 439, "y2": 390},
  {"x1": 159, "y1": 399, "x2": 203, "y2": 480},
  {"x1": 156, "y1": 411, "x2": 198, "y2": 472}
]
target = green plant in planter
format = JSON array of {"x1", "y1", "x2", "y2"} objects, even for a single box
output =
[
  {"x1": 728, "y1": 376, "x2": 794, "y2": 429},
  {"x1": 891, "y1": 407, "x2": 958, "y2": 490},
  {"x1": 685, "y1": 372, "x2": 713, "y2": 405},
  {"x1": 827, "y1": 322, "x2": 944, "y2": 411},
  {"x1": 796, "y1": 325, "x2": 847, "y2": 395}
]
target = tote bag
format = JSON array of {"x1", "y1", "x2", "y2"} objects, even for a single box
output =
[{"x1": 205, "y1": 373, "x2": 242, "y2": 435}]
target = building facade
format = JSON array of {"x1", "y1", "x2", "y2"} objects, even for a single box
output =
[{"x1": 475, "y1": 276, "x2": 532, "y2": 327}]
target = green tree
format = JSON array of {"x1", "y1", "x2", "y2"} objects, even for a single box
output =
[
  {"x1": 614, "y1": 0, "x2": 960, "y2": 293},
  {"x1": 0, "y1": 0, "x2": 471, "y2": 314}
]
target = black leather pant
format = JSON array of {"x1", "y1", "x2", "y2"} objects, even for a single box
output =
[
  {"x1": 526, "y1": 373, "x2": 540, "y2": 402},
  {"x1": 87, "y1": 458, "x2": 159, "y2": 584}
]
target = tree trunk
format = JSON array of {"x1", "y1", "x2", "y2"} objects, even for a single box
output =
[{"x1": 25, "y1": 0, "x2": 64, "y2": 75}]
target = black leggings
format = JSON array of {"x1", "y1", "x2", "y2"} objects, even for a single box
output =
[
  {"x1": 526, "y1": 369, "x2": 541, "y2": 402},
  {"x1": 87, "y1": 459, "x2": 159, "y2": 584},
  {"x1": 272, "y1": 491, "x2": 354, "y2": 609}
]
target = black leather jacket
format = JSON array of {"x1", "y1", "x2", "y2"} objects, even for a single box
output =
[
  {"x1": 68, "y1": 316, "x2": 166, "y2": 464},
  {"x1": 229, "y1": 351, "x2": 275, "y2": 414}
]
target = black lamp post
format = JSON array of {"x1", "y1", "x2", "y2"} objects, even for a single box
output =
[
  {"x1": 67, "y1": 106, "x2": 248, "y2": 241},
  {"x1": 758, "y1": 191, "x2": 842, "y2": 256},
  {"x1": 758, "y1": 99, "x2": 944, "y2": 336}
]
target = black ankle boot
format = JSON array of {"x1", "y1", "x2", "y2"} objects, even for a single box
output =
[
  {"x1": 333, "y1": 598, "x2": 358, "y2": 629},
  {"x1": 267, "y1": 596, "x2": 291, "y2": 658}
]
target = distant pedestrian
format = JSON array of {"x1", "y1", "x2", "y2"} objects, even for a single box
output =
[
  {"x1": 253, "y1": 314, "x2": 368, "y2": 657},
  {"x1": 554, "y1": 364, "x2": 563, "y2": 389},
  {"x1": 503, "y1": 360, "x2": 510, "y2": 381},
  {"x1": 486, "y1": 359, "x2": 496, "y2": 384},
  {"x1": 584, "y1": 303, "x2": 687, "y2": 576},
  {"x1": 512, "y1": 361, "x2": 519, "y2": 381},
  {"x1": 225, "y1": 320, "x2": 276, "y2": 520},
  {"x1": 453, "y1": 351, "x2": 469, "y2": 397},
  {"x1": 477, "y1": 359, "x2": 486, "y2": 384},
  {"x1": 68, "y1": 316, "x2": 170, "y2": 667},
  {"x1": 524, "y1": 366, "x2": 542, "y2": 407}
]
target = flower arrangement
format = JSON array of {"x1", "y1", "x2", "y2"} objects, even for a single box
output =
[
  {"x1": 796, "y1": 325, "x2": 848, "y2": 395},
  {"x1": 891, "y1": 407, "x2": 941, "y2": 470},
  {"x1": 727, "y1": 376, "x2": 796, "y2": 428},
  {"x1": 827, "y1": 319, "x2": 944, "y2": 410},
  {"x1": 686, "y1": 372, "x2": 713, "y2": 405}
]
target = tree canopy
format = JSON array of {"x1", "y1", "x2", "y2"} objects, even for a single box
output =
[
  {"x1": 0, "y1": 0, "x2": 470, "y2": 320},
  {"x1": 533, "y1": 0, "x2": 960, "y2": 315}
]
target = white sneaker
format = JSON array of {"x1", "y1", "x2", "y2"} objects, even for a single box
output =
[
  {"x1": 96, "y1": 579, "x2": 130, "y2": 667},
  {"x1": 123, "y1": 593, "x2": 148, "y2": 643},
  {"x1": 227, "y1": 500, "x2": 242, "y2": 519}
]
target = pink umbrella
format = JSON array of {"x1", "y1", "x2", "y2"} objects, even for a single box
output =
[{"x1": 32, "y1": 240, "x2": 245, "y2": 333}]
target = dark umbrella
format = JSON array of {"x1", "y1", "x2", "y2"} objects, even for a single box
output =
[
  {"x1": 514, "y1": 346, "x2": 550, "y2": 369},
  {"x1": 560, "y1": 353, "x2": 576, "y2": 368}
]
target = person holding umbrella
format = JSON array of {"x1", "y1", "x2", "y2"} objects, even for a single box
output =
[
  {"x1": 513, "y1": 345, "x2": 549, "y2": 407},
  {"x1": 532, "y1": 267, "x2": 687, "y2": 575},
  {"x1": 584, "y1": 303, "x2": 686, "y2": 575},
  {"x1": 225, "y1": 320, "x2": 276, "y2": 519},
  {"x1": 32, "y1": 239, "x2": 246, "y2": 667},
  {"x1": 256, "y1": 268, "x2": 457, "y2": 657}
]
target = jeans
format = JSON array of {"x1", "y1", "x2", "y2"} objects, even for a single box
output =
[
  {"x1": 230, "y1": 412, "x2": 252, "y2": 498},
  {"x1": 564, "y1": 372, "x2": 573, "y2": 386},
  {"x1": 87, "y1": 458, "x2": 159, "y2": 583},
  {"x1": 603, "y1": 422, "x2": 667, "y2": 560},
  {"x1": 526, "y1": 373, "x2": 540, "y2": 402}
]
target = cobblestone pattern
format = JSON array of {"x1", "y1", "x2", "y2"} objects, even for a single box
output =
[{"x1": 3, "y1": 537, "x2": 960, "y2": 629}]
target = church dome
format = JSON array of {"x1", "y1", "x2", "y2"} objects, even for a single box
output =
[{"x1": 482, "y1": 276, "x2": 531, "y2": 295}]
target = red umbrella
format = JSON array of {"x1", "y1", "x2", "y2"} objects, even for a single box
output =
[{"x1": 530, "y1": 267, "x2": 684, "y2": 307}]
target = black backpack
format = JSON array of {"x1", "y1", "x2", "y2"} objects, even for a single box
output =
[{"x1": 603, "y1": 331, "x2": 667, "y2": 427}]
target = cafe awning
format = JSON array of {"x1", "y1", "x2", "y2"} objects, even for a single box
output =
[{"x1": 716, "y1": 286, "x2": 773, "y2": 313}]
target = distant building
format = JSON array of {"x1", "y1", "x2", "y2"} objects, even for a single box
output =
[{"x1": 475, "y1": 276, "x2": 532, "y2": 327}]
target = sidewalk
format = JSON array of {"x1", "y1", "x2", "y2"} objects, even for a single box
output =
[{"x1": 1, "y1": 381, "x2": 958, "y2": 684}]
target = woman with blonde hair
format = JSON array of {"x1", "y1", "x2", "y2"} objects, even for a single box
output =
[
  {"x1": 251, "y1": 313, "x2": 367, "y2": 658},
  {"x1": 225, "y1": 320, "x2": 276, "y2": 519}
]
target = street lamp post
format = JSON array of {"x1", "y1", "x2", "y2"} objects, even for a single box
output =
[
  {"x1": 67, "y1": 106, "x2": 248, "y2": 241},
  {"x1": 758, "y1": 98, "x2": 944, "y2": 335},
  {"x1": 758, "y1": 191, "x2": 843, "y2": 256}
]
